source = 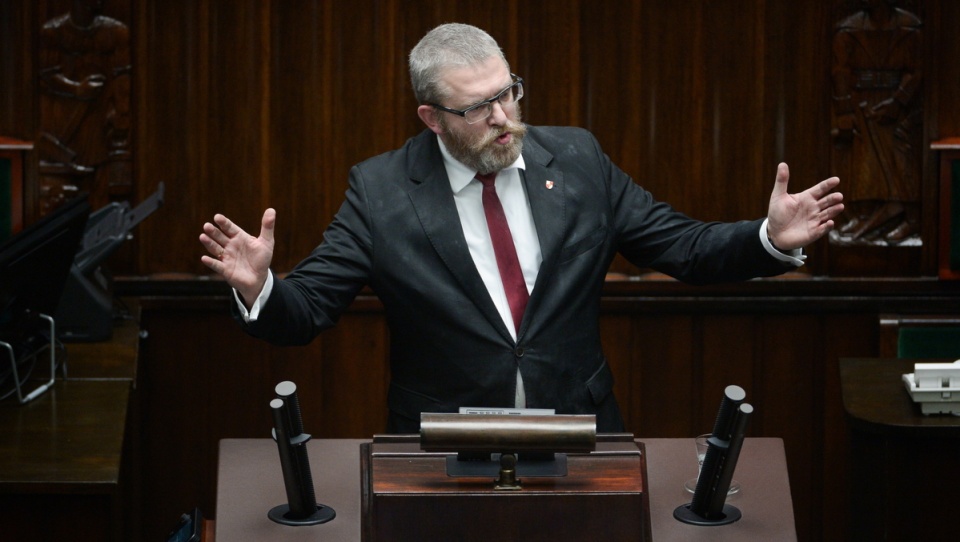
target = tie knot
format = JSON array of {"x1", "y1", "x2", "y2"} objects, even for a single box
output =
[{"x1": 476, "y1": 172, "x2": 498, "y2": 187}]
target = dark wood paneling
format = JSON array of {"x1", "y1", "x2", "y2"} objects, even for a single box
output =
[
  {"x1": 934, "y1": 2, "x2": 960, "y2": 137},
  {"x1": 4, "y1": 0, "x2": 958, "y2": 277},
  {"x1": 316, "y1": 309, "x2": 391, "y2": 437},
  {"x1": 136, "y1": 296, "x2": 390, "y2": 540},
  {"x1": 128, "y1": 278, "x2": 960, "y2": 541},
  {"x1": 819, "y1": 315, "x2": 876, "y2": 539},
  {"x1": 636, "y1": 314, "x2": 697, "y2": 436}
]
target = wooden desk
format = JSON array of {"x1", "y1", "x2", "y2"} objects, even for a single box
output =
[
  {"x1": 65, "y1": 308, "x2": 141, "y2": 381},
  {"x1": 840, "y1": 357, "x2": 959, "y2": 436},
  {"x1": 215, "y1": 437, "x2": 795, "y2": 541},
  {"x1": 839, "y1": 357, "x2": 960, "y2": 540},
  {"x1": 0, "y1": 315, "x2": 140, "y2": 542}
]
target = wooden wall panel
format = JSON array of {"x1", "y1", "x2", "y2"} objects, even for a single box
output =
[
  {"x1": 934, "y1": 2, "x2": 960, "y2": 137},
  {"x1": 763, "y1": 2, "x2": 834, "y2": 181},
  {"x1": 700, "y1": 316, "x2": 757, "y2": 424},
  {"x1": 579, "y1": 1, "x2": 647, "y2": 177},
  {"x1": 598, "y1": 314, "x2": 638, "y2": 429},
  {"x1": 627, "y1": 1, "x2": 689, "y2": 197},
  {"x1": 133, "y1": 292, "x2": 945, "y2": 541},
  {"x1": 514, "y1": 0, "x2": 582, "y2": 126},
  {"x1": 137, "y1": 302, "x2": 272, "y2": 542},
  {"x1": 137, "y1": 297, "x2": 391, "y2": 541},
  {"x1": 137, "y1": 0, "x2": 216, "y2": 271},
  {"x1": 4, "y1": 0, "x2": 957, "y2": 277},
  {"x1": 699, "y1": 2, "x2": 767, "y2": 221},
  {"x1": 137, "y1": 0, "x2": 275, "y2": 271},
  {"x1": 634, "y1": 314, "x2": 697, "y2": 436},
  {"x1": 315, "y1": 306, "x2": 391, "y2": 437},
  {"x1": 0, "y1": 1, "x2": 946, "y2": 274},
  {"x1": 601, "y1": 312, "x2": 698, "y2": 436},
  {"x1": 267, "y1": 0, "x2": 330, "y2": 266},
  {"x1": 756, "y1": 315, "x2": 822, "y2": 542},
  {"x1": 818, "y1": 313, "x2": 876, "y2": 540}
]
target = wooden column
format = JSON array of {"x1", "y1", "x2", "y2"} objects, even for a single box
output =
[{"x1": 932, "y1": 137, "x2": 960, "y2": 279}]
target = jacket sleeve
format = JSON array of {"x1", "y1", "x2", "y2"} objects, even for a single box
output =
[
  {"x1": 587, "y1": 131, "x2": 792, "y2": 284},
  {"x1": 238, "y1": 164, "x2": 374, "y2": 346}
]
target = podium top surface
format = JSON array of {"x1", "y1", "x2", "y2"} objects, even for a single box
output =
[{"x1": 216, "y1": 437, "x2": 795, "y2": 542}]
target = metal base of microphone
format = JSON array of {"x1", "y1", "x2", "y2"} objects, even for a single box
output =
[
  {"x1": 673, "y1": 503, "x2": 741, "y2": 526},
  {"x1": 267, "y1": 503, "x2": 336, "y2": 526}
]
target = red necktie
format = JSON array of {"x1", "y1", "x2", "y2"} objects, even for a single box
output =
[{"x1": 476, "y1": 172, "x2": 529, "y2": 334}]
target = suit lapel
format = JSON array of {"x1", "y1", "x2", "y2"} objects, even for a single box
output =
[
  {"x1": 405, "y1": 132, "x2": 515, "y2": 342},
  {"x1": 519, "y1": 136, "x2": 564, "y2": 335}
]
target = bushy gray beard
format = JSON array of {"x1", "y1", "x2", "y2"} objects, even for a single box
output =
[{"x1": 440, "y1": 110, "x2": 527, "y2": 175}]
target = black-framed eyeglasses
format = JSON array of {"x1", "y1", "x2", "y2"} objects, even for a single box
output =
[{"x1": 430, "y1": 74, "x2": 524, "y2": 124}]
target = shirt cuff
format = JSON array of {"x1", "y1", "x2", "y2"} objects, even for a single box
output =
[
  {"x1": 234, "y1": 270, "x2": 274, "y2": 322},
  {"x1": 760, "y1": 218, "x2": 806, "y2": 267}
]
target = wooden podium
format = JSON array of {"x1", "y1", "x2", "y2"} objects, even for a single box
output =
[
  {"x1": 214, "y1": 437, "x2": 796, "y2": 541},
  {"x1": 360, "y1": 434, "x2": 650, "y2": 542}
]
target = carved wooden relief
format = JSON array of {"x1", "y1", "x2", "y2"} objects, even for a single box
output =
[
  {"x1": 830, "y1": 0, "x2": 922, "y2": 247},
  {"x1": 37, "y1": 0, "x2": 132, "y2": 216}
]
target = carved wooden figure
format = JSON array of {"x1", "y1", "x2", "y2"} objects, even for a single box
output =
[
  {"x1": 830, "y1": 0, "x2": 922, "y2": 246},
  {"x1": 37, "y1": 0, "x2": 132, "y2": 215}
]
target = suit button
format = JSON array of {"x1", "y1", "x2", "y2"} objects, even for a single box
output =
[{"x1": 514, "y1": 347, "x2": 525, "y2": 357}]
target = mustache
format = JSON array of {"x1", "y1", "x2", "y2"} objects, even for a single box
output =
[{"x1": 471, "y1": 120, "x2": 527, "y2": 151}]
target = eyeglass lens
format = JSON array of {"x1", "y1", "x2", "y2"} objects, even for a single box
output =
[{"x1": 464, "y1": 81, "x2": 523, "y2": 124}]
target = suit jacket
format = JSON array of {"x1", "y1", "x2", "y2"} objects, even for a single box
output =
[{"x1": 242, "y1": 126, "x2": 792, "y2": 433}]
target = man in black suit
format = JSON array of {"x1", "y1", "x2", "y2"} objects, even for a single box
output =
[{"x1": 199, "y1": 23, "x2": 843, "y2": 433}]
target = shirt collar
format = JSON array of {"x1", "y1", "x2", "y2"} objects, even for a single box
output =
[{"x1": 437, "y1": 135, "x2": 526, "y2": 195}]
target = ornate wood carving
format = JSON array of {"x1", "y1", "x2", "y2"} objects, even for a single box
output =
[
  {"x1": 830, "y1": 0, "x2": 923, "y2": 246},
  {"x1": 37, "y1": 0, "x2": 132, "y2": 216}
]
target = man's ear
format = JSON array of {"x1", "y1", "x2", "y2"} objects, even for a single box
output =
[{"x1": 418, "y1": 105, "x2": 444, "y2": 135}]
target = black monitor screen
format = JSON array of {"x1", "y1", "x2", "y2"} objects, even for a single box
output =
[{"x1": 0, "y1": 195, "x2": 90, "y2": 360}]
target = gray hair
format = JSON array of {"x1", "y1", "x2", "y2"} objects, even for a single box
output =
[{"x1": 409, "y1": 23, "x2": 509, "y2": 105}]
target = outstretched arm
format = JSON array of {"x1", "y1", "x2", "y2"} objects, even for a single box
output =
[
  {"x1": 766, "y1": 163, "x2": 844, "y2": 251},
  {"x1": 199, "y1": 208, "x2": 276, "y2": 307}
]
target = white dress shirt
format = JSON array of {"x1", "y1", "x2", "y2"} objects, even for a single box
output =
[
  {"x1": 436, "y1": 137, "x2": 542, "y2": 339},
  {"x1": 437, "y1": 136, "x2": 541, "y2": 409}
]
